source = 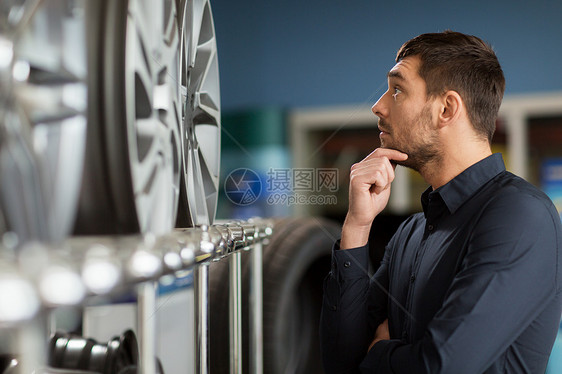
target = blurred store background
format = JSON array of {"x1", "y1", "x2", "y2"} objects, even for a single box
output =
[{"x1": 211, "y1": 0, "x2": 562, "y2": 371}]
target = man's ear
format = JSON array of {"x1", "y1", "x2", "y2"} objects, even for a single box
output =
[{"x1": 437, "y1": 90, "x2": 463, "y2": 128}]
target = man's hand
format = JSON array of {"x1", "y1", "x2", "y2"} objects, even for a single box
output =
[
  {"x1": 368, "y1": 319, "x2": 390, "y2": 351},
  {"x1": 340, "y1": 148, "x2": 408, "y2": 249}
]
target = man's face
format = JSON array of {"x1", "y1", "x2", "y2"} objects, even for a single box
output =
[{"x1": 371, "y1": 55, "x2": 441, "y2": 172}]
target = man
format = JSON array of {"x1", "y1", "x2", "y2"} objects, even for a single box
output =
[{"x1": 320, "y1": 31, "x2": 562, "y2": 373}]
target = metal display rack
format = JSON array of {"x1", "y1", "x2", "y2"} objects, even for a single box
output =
[
  {"x1": 0, "y1": 0, "x2": 269, "y2": 372},
  {"x1": 0, "y1": 218, "x2": 274, "y2": 374}
]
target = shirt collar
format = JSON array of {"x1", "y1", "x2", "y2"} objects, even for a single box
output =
[{"x1": 421, "y1": 153, "x2": 506, "y2": 217}]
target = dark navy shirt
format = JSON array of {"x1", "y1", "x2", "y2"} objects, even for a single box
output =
[{"x1": 321, "y1": 154, "x2": 562, "y2": 374}]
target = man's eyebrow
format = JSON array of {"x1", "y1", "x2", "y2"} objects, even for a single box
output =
[{"x1": 387, "y1": 70, "x2": 405, "y2": 80}]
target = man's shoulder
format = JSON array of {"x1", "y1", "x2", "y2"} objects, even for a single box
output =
[
  {"x1": 480, "y1": 171, "x2": 561, "y2": 231},
  {"x1": 489, "y1": 171, "x2": 557, "y2": 213}
]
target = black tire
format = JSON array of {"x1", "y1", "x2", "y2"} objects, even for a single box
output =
[
  {"x1": 73, "y1": 0, "x2": 137, "y2": 235},
  {"x1": 209, "y1": 216, "x2": 340, "y2": 374}
]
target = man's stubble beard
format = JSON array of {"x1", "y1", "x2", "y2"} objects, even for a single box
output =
[{"x1": 379, "y1": 104, "x2": 442, "y2": 173}]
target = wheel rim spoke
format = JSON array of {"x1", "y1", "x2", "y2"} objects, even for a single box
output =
[
  {"x1": 185, "y1": 0, "x2": 205, "y2": 68},
  {"x1": 132, "y1": 40, "x2": 153, "y2": 114},
  {"x1": 193, "y1": 45, "x2": 220, "y2": 126},
  {"x1": 186, "y1": 142, "x2": 210, "y2": 224},
  {"x1": 195, "y1": 124, "x2": 220, "y2": 179},
  {"x1": 190, "y1": 39, "x2": 214, "y2": 96},
  {"x1": 16, "y1": 83, "x2": 84, "y2": 124},
  {"x1": 160, "y1": 2, "x2": 180, "y2": 70},
  {"x1": 198, "y1": 146, "x2": 218, "y2": 212}
]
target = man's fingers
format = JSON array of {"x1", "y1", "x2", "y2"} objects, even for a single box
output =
[
  {"x1": 362, "y1": 147, "x2": 408, "y2": 163},
  {"x1": 352, "y1": 168, "x2": 390, "y2": 194},
  {"x1": 383, "y1": 158, "x2": 395, "y2": 182},
  {"x1": 371, "y1": 183, "x2": 388, "y2": 195},
  {"x1": 351, "y1": 158, "x2": 395, "y2": 185},
  {"x1": 350, "y1": 148, "x2": 403, "y2": 196}
]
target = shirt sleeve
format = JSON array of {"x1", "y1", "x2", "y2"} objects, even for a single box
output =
[
  {"x1": 320, "y1": 239, "x2": 391, "y2": 374},
  {"x1": 359, "y1": 192, "x2": 562, "y2": 374}
]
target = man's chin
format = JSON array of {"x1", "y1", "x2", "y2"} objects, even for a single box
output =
[
  {"x1": 386, "y1": 153, "x2": 420, "y2": 172},
  {"x1": 379, "y1": 144, "x2": 406, "y2": 156}
]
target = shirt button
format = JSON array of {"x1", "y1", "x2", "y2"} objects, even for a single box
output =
[
  {"x1": 428, "y1": 224, "x2": 434, "y2": 231},
  {"x1": 331, "y1": 305, "x2": 337, "y2": 311},
  {"x1": 344, "y1": 261, "x2": 351, "y2": 268},
  {"x1": 410, "y1": 274, "x2": 416, "y2": 283}
]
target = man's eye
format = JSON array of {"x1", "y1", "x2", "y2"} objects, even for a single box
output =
[{"x1": 392, "y1": 88, "x2": 402, "y2": 98}]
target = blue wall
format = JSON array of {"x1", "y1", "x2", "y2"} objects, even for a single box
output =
[{"x1": 211, "y1": 0, "x2": 562, "y2": 111}]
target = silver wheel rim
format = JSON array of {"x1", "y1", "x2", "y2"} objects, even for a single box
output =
[
  {"x1": 179, "y1": 0, "x2": 221, "y2": 226},
  {"x1": 1, "y1": 0, "x2": 87, "y2": 243},
  {"x1": 125, "y1": 0, "x2": 182, "y2": 235}
]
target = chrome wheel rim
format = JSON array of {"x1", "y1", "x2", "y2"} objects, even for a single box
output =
[
  {"x1": 0, "y1": 0, "x2": 87, "y2": 243},
  {"x1": 125, "y1": 0, "x2": 182, "y2": 235},
  {"x1": 178, "y1": 0, "x2": 221, "y2": 226}
]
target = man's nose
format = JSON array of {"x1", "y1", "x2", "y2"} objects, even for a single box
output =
[{"x1": 371, "y1": 93, "x2": 387, "y2": 118}]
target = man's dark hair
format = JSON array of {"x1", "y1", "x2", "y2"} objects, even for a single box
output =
[{"x1": 396, "y1": 31, "x2": 505, "y2": 143}]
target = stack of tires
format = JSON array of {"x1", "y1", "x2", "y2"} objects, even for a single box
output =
[{"x1": 210, "y1": 216, "x2": 341, "y2": 373}]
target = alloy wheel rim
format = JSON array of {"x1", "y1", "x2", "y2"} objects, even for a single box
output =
[
  {"x1": 179, "y1": 0, "x2": 221, "y2": 226},
  {"x1": 2, "y1": 0, "x2": 88, "y2": 243},
  {"x1": 125, "y1": 0, "x2": 182, "y2": 235}
]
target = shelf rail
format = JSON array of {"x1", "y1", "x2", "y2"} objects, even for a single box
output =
[{"x1": 0, "y1": 217, "x2": 274, "y2": 374}]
